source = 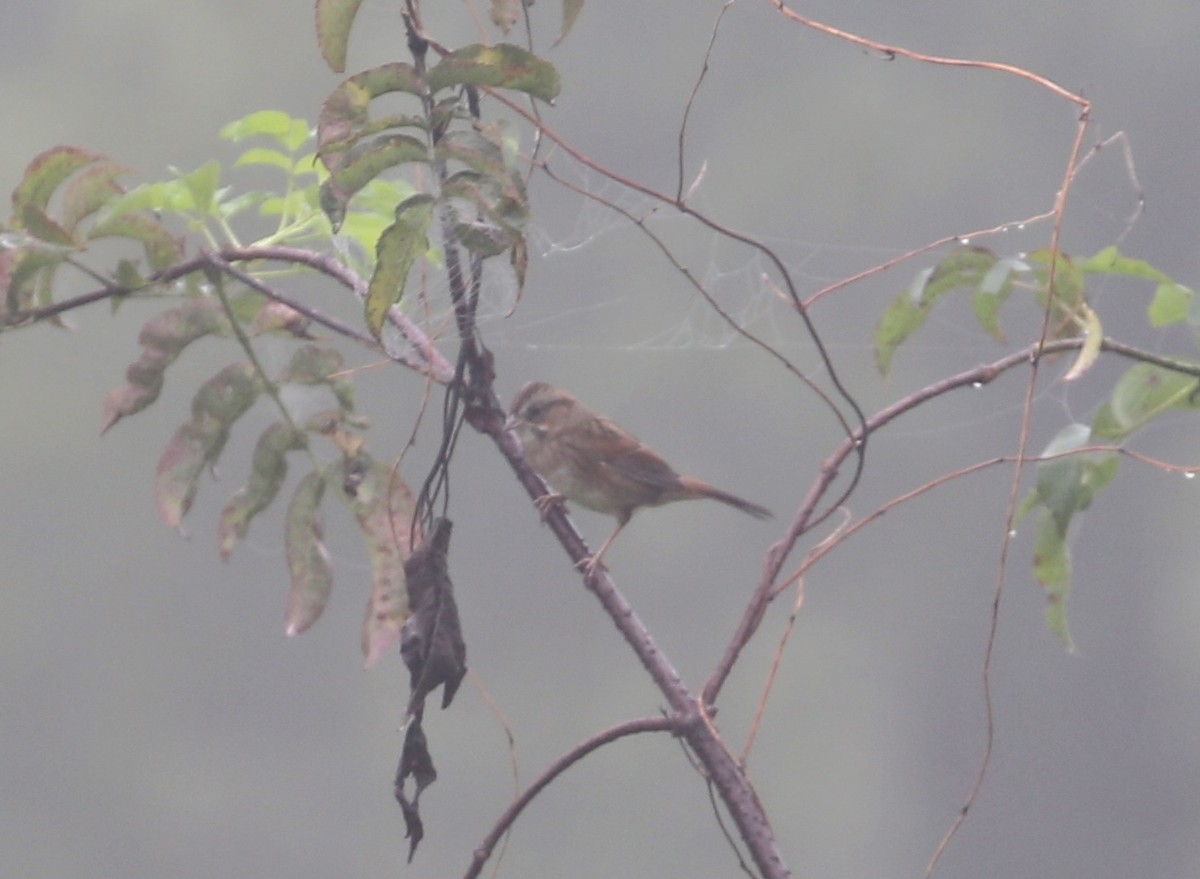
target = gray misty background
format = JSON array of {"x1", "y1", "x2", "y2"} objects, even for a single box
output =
[{"x1": 2, "y1": 2, "x2": 1199, "y2": 877}]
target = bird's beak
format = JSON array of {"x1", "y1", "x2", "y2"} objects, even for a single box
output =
[{"x1": 503, "y1": 413, "x2": 519, "y2": 432}]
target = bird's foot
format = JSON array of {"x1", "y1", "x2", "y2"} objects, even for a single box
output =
[{"x1": 533, "y1": 492, "x2": 567, "y2": 522}]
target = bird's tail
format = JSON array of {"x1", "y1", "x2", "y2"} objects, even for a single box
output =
[{"x1": 696, "y1": 483, "x2": 773, "y2": 520}]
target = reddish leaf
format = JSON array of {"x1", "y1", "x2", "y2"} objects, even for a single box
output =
[
  {"x1": 250, "y1": 301, "x2": 314, "y2": 339},
  {"x1": 101, "y1": 299, "x2": 232, "y2": 434},
  {"x1": 338, "y1": 452, "x2": 417, "y2": 668},
  {"x1": 284, "y1": 470, "x2": 333, "y2": 636},
  {"x1": 153, "y1": 362, "x2": 264, "y2": 532},
  {"x1": 5, "y1": 249, "x2": 65, "y2": 316},
  {"x1": 155, "y1": 421, "x2": 209, "y2": 533},
  {"x1": 61, "y1": 161, "x2": 126, "y2": 232},
  {"x1": 20, "y1": 204, "x2": 76, "y2": 247},
  {"x1": 11, "y1": 146, "x2": 107, "y2": 218}
]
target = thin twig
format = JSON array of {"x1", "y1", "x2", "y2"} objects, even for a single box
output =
[{"x1": 464, "y1": 716, "x2": 678, "y2": 879}]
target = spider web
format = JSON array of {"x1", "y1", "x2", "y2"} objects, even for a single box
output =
[{"x1": 456, "y1": 133, "x2": 1147, "y2": 370}]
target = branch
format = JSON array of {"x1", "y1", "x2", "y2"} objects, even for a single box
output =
[
  {"x1": 464, "y1": 716, "x2": 678, "y2": 879},
  {"x1": 702, "y1": 334, "x2": 1200, "y2": 706},
  {"x1": 211, "y1": 245, "x2": 456, "y2": 383},
  {"x1": 473, "y1": 399, "x2": 791, "y2": 877},
  {"x1": 769, "y1": 1, "x2": 1088, "y2": 107},
  {"x1": 203, "y1": 251, "x2": 380, "y2": 350},
  {"x1": 3, "y1": 243, "x2": 455, "y2": 383}
]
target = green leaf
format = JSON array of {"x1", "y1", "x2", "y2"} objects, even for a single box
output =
[
  {"x1": 317, "y1": 64, "x2": 425, "y2": 166},
  {"x1": 427, "y1": 43, "x2": 561, "y2": 103},
  {"x1": 113, "y1": 259, "x2": 147, "y2": 291},
  {"x1": 1186, "y1": 293, "x2": 1200, "y2": 330},
  {"x1": 1089, "y1": 403, "x2": 1126, "y2": 442},
  {"x1": 191, "y1": 360, "x2": 263, "y2": 423},
  {"x1": 218, "y1": 423, "x2": 308, "y2": 560},
  {"x1": 233, "y1": 147, "x2": 296, "y2": 174},
  {"x1": 558, "y1": 0, "x2": 585, "y2": 43},
  {"x1": 1147, "y1": 281, "x2": 1193, "y2": 328},
  {"x1": 1078, "y1": 245, "x2": 1193, "y2": 328},
  {"x1": 1027, "y1": 249, "x2": 1087, "y2": 338},
  {"x1": 327, "y1": 178, "x2": 418, "y2": 268},
  {"x1": 364, "y1": 193, "x2": 435, "y2": 337},
  {"x1": 278, "y1": 344, "x2": 344, "y2": 384},
  {"x1": 971, "y1": 256, "x2": 1027, "y2": 342},
  {"x1": 284, "y1": 470, "x2": 333, "y2": 636},
  {"x1": 875, "y1": 267, "x2": 932, "y2": 376},
  {"x1": 0, "y1": 249, "x2": 20, "y2": 319},
  {"x1": 875, "y1": 247, "x2": 1000, "y2": 375},
  {"x1": 441, "y1": 169, "x2": 528, "y2": 254},
  {"x1": 217, "y1": 190, "x2": 269, "y2": 222},
  {"x1": 318, "y1": 134, "x2": 429, "y2": 231},
  {"x1": 1080, "y1": 245, "x2": 1175, "y2": 282},
  {"x1": 1032, "y1": 508, "x2": 1075, "y2": 651},
  {"x1": 510, "y1": 236, "x2": 528, "y2": 300},
  {"x1": 437, "y1": 126, "x2": 522, "y2": 180},
  {"x1": 258, "y1": 192, "x2": 313, "y2": 219},
  {"x1": 179, "y1": 161, "x2": 221, "y2": 217},
  {"x1": 315, "y1": 0, "x2": 366, "y2": 73},
  {"x1": 350, "y1": 176, "x2": 418, "y2": 215},
  {"x1": 1035, "y1": 423, "x2": 1092, "y2": 532},
  {"x1": 98, "y1": 180, "x2": 190, "y2": 219},
  {"x1": 1028, "y1": 423, "x2": 1118, "y2": 650},
  {"x1": 1108, "y1": 362, "x2": 1200, "y2": 435},
  {"x1": 220, "y1": 110, "x2": 310, "y2": 152}
]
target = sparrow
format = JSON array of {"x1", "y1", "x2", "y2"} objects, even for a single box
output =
[{"x1": 505, "y1": 381, "x2": 772, "y2": 575}]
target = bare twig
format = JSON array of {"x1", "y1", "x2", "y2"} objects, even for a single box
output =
[
  {"x1": 464, "y1": 716, "x2": 678, "y2": 879},
  {"x1": 702, "y1": 332, "x2": 1200, "y2": 710}
]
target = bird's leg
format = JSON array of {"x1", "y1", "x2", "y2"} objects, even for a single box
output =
[
  {"x1": 533, "y1": 492, "x2": 567, "y2": 522},
  {"x1": 577, "y1": 520, "x2": 626, "y2": 578}
]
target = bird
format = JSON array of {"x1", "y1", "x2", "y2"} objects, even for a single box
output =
[{"x1": 505, "y1": 381, "x2": 772, "y2": 575}]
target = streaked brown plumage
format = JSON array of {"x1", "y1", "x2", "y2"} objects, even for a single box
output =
[{"x1": 505, "y1": 381, "x2": 772, "y2": 574}]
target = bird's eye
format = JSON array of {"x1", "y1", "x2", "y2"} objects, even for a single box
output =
[{"x1": 524, "y1": 402, "x2": 546, "y2": 420}]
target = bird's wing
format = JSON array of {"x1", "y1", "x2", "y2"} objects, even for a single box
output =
[{"x1": 566, "y1": 415, "x2": 682, "y2": 491}]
